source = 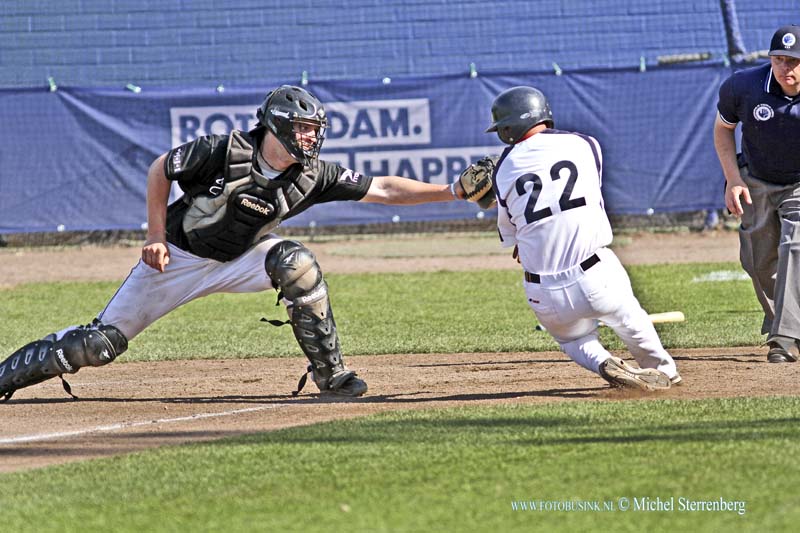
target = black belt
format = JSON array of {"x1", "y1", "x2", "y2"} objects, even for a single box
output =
[{"x1": 524, "y1": 253, "x2": 601, "y2": 283}]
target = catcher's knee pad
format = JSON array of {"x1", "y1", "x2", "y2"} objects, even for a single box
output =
[
  {"x1": 56, "y1": 323, "x2": 128, "y2": 370},
  {"x1": 0, "y1": 323, "x2": 128, "y2": 400},
  {"x1": 265, "y1": 241, "x2": 366, "y2": 396},
  {"x1": 264, "y1": 240, "x2": 325, "y2": 302}
]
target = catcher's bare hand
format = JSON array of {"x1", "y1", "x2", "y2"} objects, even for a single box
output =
[
  {"x1": 725, "y1": 175, "x2": 751, "y2": 217},
  {"x1": 142, "y1": 237, "x2": 170, "y2": 272},
  {"x1": 451, "y1": 179, "x2": 466, "y2": 200},
  {"x1": 458, "y1": 156, "x2": 498, "y2": 210}
]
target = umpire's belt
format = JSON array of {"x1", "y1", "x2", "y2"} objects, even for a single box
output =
[{"x1": 524, "y1": 253, "x2": 601, "y2": 283}]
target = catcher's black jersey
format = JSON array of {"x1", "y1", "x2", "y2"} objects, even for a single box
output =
[{"x1": 162, "y1": 132, "x2": 372, "y2": 256}]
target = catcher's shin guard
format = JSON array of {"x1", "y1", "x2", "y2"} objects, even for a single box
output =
[
  {"x1": 0, "y1": 322, "x2": 128, "y2": 401},
  {"x1": 265, "y1": 241, "x2": 367, "y2": 397}
]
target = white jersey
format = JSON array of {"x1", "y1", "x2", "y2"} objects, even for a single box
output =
[{"x1": 494, "y1": 129, "x2": 613, "y2": 274}]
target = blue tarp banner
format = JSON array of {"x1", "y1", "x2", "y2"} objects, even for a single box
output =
[{"x1": 1, "y1": 66, "x2": 730, "y2": 234}]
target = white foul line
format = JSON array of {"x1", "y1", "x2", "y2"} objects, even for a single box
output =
[{"x1": 0, "y1": 404, "x2": 285, "y2": 445}]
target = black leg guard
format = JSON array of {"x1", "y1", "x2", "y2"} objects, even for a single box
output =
[
  {"x1": 265, "y1": 240, "x2": 367, "y2": 397},
  {"x1": 0, "y1": 323, "x2": 128, "y2": 401},
  {"x1": 0, "y1": 335, "x2": 65, "y2": 401}
]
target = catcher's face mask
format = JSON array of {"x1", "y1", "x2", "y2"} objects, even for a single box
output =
[
  {"x1": 291, "y1": 118, "x2": 326, "y2": 159},
  {"x1": 257, "y1": 85, "x2": 328, "y2": 167}
]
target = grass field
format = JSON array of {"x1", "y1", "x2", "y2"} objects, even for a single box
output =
[
  {"x1": 0, "y1": 262, "x2": 763, "y2": 359},
  {"x1": 0, "y1": 398, "x2": 794, "y2": 532},
  {"x1": 0, "y1": 261, "x2": 786, "y2": 532}
]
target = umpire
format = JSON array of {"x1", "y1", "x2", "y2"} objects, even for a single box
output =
[{"x1": 714, "y1": 25, "x2": 800, "y2": 363}]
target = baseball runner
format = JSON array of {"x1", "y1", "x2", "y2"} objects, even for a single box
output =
[
  {"x1": 714, "y1": 25, "x2": 800, "y2": 363},
  {"x1": 0, "y1": 85, "x2": 471, "y2": 401},
  {"x1": 470, "y1": 86, "x2": 681, "y2": 390}
]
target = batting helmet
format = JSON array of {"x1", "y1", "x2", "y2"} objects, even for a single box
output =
[
  {"x1": 485, "y1": 86, "x2": 554, "y2": 145},
  {"x1": 256, "y1": 85, "x2": 328, "y2": 166}
]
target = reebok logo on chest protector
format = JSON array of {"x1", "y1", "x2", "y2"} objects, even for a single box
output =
[{"x1": 238, "y1": 195, "x2": 274, "y2": 217}]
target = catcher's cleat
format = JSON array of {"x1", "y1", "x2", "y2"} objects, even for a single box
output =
[
  {"x1": 292, "y1": 365, "x2": 368, "y2": 397},
  {"x1": 670, "y1": 373, "x2": 684, "y2": 386},
  {"x1": 767, "y1": 336, "x2": 799, "y2": 363},
  {"x1": 599, "y1": 356, "x2": 671, "y2": 391},
  {"x1": 318, "y1": 369, "x2": 368, "y2": 397}
]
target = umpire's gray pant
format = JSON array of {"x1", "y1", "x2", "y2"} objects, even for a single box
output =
[{"x1": 739, "y1": 167, "x2": 800, "y2": 340}]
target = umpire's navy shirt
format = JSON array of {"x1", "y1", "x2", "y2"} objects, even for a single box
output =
[{"x1": 717, "y1": 63, "x2": 800, "y2": 184}]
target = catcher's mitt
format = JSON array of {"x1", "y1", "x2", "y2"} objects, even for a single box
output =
[{"x1": 458, "y1": 156, "x2": 498, "y2": 210}]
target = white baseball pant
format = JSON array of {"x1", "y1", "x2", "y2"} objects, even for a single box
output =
[
  {"x1": 98, "y1": 236, "x2": 283, "y2": 341},
  {"x1": 523, "y1": 247, "x2": 678, "y2": 380}
]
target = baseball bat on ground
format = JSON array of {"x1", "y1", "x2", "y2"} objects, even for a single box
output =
[
  {"x1": 534, "y1": 311, "x2": 685, "y2": 332},
  {"x1": 645, "y1": 311, "x2": 685, "y2": 324}
]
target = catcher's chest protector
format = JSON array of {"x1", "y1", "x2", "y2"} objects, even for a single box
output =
[{"x1": 183, "y1": 131, "x2": 318, "y2": 262}]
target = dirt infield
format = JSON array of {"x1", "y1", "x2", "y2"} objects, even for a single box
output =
[{"x1": 3, "y1": 230, "x2": 798, "y2": 472}]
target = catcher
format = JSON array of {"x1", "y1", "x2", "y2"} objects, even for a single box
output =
[{"x1": 0, "y1": 85, "x2": 490, "y2": 402}]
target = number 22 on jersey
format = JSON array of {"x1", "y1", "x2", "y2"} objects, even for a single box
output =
[{"x1": 514, "y1": 160, "x2": 587, "y2": 223}]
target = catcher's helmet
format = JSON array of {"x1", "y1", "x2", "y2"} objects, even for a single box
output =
[
  {"x1": 485, "y1": 86, "x2": 553, "y2": 144},
  {"x1": 256, "y1": 85, "x2": 328, "y2": 166}
]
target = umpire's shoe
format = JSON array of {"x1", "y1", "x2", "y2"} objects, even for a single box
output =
[
  {"x1": 599, "y1": 356, "x2": 671, "y2": 391},
  {"x1": 767, "y1": 336, "x2": 799, "y2": 363}
]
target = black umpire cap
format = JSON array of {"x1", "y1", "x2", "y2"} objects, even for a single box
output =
[{"x1": 769, "y1": 25, "x2": 800, "y2": 59}]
